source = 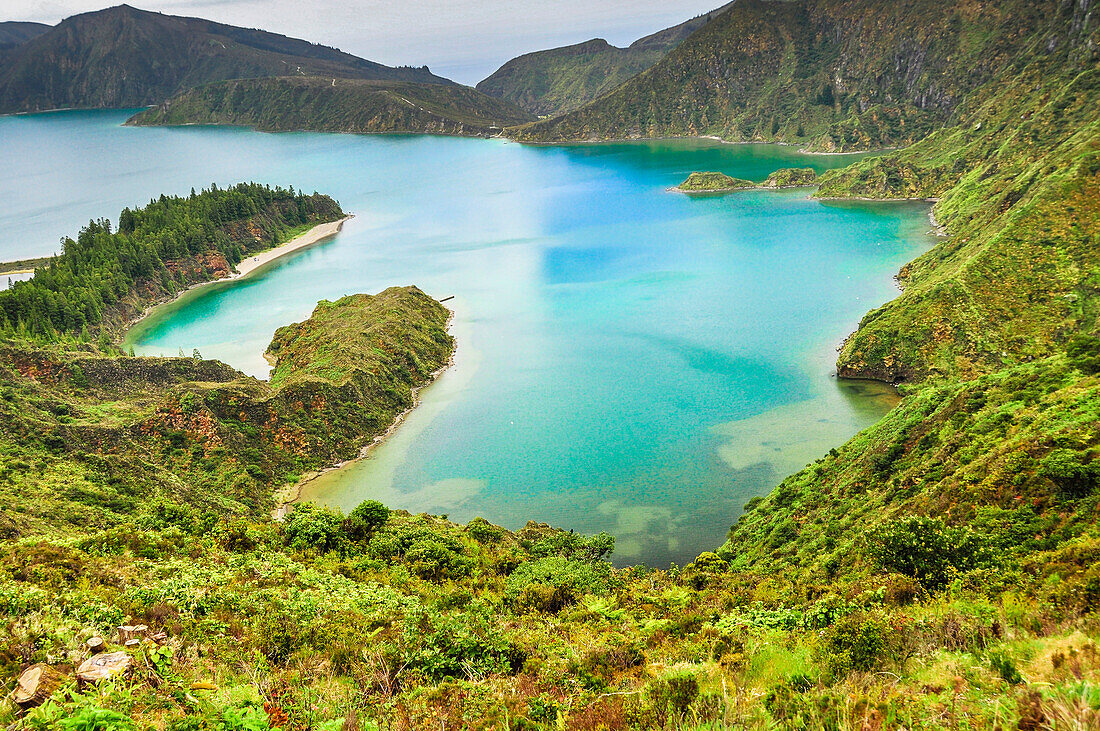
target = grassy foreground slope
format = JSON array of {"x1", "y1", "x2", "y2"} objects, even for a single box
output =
[{"x1": 127, "y1": 77, "x2": 533, "y2": 137}]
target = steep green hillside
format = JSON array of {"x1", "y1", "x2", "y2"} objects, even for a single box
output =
[
  {"x1": 0, "y1": 5, "x2": 450, "y2": 114},
  {"x1": 723, "y1": 352, "x2": 1100, "y2": 593},
  {"x1": 514, "y1": 0, "x2": 1081, "y2": 150},
  {"x1": 822, "y1": 65, "x2": 1100, "y2": 383},
  {"x1": 476, "y1": 4, "x2": 733, "y2": 118},
  {"x1": 477, "y1": 39, "x2": 665, "y2": 117},
  {"x1": 127, "y1": 76, "x2": 533, "y2": 136}
]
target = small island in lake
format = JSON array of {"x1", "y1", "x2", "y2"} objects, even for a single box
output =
[
  {"x1": 761, "y1": 166, "x2": 817, "y2": 188},
  {"x1": 676, "y1": 167, "x2": 818, "y2": 193},
  {"x1": 675, "y1": 171, "x2": 755, "y2": 192}
]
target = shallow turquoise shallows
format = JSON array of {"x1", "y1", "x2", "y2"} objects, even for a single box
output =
[{"x1": 1, "y1": 110, "x2": 934, "y2": 566}]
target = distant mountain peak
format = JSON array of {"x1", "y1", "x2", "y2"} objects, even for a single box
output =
[
  {"x1": 0, "y1": 6, "x2": 453, "y2": 113},
  {"x1": 476, "y1": 3, "x2": 729, "y2": 117}
]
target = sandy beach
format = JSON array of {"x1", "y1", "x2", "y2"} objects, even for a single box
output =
[
  {"x1": 231, "y1": 215, "x2": 351, "y2": 280},
  {"x1": 122, "y1": 215, "x2": 351, "y2": 335}
]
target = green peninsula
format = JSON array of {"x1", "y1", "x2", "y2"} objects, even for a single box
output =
[{"x1": 127, "y1": 76, "x2": 534, "y2": 137}]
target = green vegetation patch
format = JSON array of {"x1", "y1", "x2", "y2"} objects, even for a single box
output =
[
  {"x1": 762, "y1": 167, "x2": 817, "y2": 188},
  {"x1": 676, "y1": 171, "x2": 755, "y2": 192}
]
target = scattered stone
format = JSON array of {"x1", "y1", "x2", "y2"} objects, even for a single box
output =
[
  {"x1": 12, "y1": 663, "x2": 66, "y2": 708},
  {"x1": 76, "y1": 651, "x2": 132, "y2": 684}
]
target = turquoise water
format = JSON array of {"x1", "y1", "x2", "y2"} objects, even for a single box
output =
[{"x1": 1, "y1": 110, "x2": 933, "y2": 566}]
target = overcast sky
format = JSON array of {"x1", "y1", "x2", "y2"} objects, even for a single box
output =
[{"x1": 4, "y1": 0, "x2": 724, "y2": 84}]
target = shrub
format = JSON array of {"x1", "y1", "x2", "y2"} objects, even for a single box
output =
[
  {"x1": 1066, "y1": 335, "x2": 1100, "y2": 374},
  {"x1": 405, "y1": 538, "x2": 474, "y2": 581},
  {"x1": 343, "y1": 500, "x2": 390, "y2": 542},
  {"x1": 1039, "y1": 449, "x2": 1099, "y2": 499},
  {"x1": 866, "y1": 516, "x2": 990, "y2": 590},
  {"x1": 989, "y1": 649, "x2": 1024, "y2": 684},
  {"x1": 682, "y1": 551, "x2": 729, "y2": 589},
  {"x1": 283, "y1": 503, "x2": 349, "y2": 555},
  {"x1": 403, "y1": 612, "x2": 526, "y2": 681},
  {"x1": 253, "y1": 610, "x2": 309, "y2": 665},
  {"x1": 467, "y1": 517, "x2": 505, "y2": 543},
  {"x1": 505, "y1": 557, "x2": 609, "y2": 613},
  {"x1": 524, "y1": 530, "x2": 614, "y2": 563},
  {"x1": 820, "y1": 612, "x2": 888, "y2": 677},
  {"x1": 647, "y1": 672, "x2": 700, "y2": 721}
]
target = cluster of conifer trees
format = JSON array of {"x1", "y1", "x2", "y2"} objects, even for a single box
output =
[{"x1": 0, "y1": 183, "x2": 342, "y2": 337}]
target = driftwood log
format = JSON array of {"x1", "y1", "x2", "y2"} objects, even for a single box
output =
[
  {"x1": 76, "y1": 652, "x2": 132, "y2": 684},
  {"x1": 11, "y1": 663, "x2": 65, "y2": 708}
]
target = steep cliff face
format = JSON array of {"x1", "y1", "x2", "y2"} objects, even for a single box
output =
[{"x1": 515, "y1": 0, "x2": 1077, "y2": 151}]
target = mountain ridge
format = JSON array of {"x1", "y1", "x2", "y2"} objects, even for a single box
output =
[
  {"x1": 126, "y1": 75, "x2": 534, "y2": 137},
  {"x1": 0, "y1": 4, "x2": 452, "y2": 114},
  {"x1": 475, "y1": 2, "x2": 735, "y2": 117}
]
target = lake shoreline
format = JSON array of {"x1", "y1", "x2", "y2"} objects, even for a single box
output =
[
  {"x1": 272, "y1": 307, "x2": 458, "y2": 518},
  {"x1": 122, "y1": 215, "x2": 351, "y2": 341},
  {"x1": 513, "y1": 133, "x2": 890, "y2": 156}
]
